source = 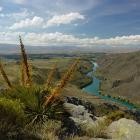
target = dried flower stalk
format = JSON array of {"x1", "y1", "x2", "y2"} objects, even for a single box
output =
[
  {"x1": 44, "y1": 64, "x2": 56, "y2": 90},
  {"x1": 44, "y1": 59, "x2": 79, "y2": 106},
  {"x1": 19, "y1": 36, "x2": 32, "y2": 87},
  {"x1": 21, "y1": 61, "x2": 26, "y2": 86},
  {"x1": 0, "y1": 60, "x2": 13, "y2": 88}
]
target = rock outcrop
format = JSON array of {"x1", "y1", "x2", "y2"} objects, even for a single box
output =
[
  {"x1": 63, "y1": 97, "x2": 140, "y2": 139},
  {"x1": 64, "y1": 103, "x2": 96, "y2": 125}
]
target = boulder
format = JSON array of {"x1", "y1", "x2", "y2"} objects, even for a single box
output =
[
  {"x1": 106, "y1": 118, "x2": 140, "y2": 140},
  {"x1": 64, "y1": 103, "x2": 107, "y2": 138},
  {"x1": 64, "y1": 103, "x2": 96, "y2": 124}
]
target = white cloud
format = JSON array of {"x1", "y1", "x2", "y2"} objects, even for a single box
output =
[
  {"x1": 95, "y1": 35, "x2": 140, "y2": 46},
  {"x1": 0, "y1": 13, "x2": 4, "y2": 17},
  {"x1": 0, "y1": 31, "x2": 25, "y2": 44},
  {"x1": 24, "y1": 32, "x2": 79, "y2": 46},
  {"x1": 9, "y1": 12, "x2": 84, "y2": 29},
  {"x1": 9, "y1": 16, "x2": 44, "y2": 30},
  {"x1": 0, "y1": 32, "x2": 140, "y2": 48},
  {"x1": 11, "y1": 0, "x2": 26, "y2": 4},
  {"x1": 0, "y1": 8, "x2": 31, "y2": 19},
  {"x1": 0, "y1": 7, "x2": 3, "y2": 12},
  {"x1": 46, "y1": 12, "x2": 85, "y2": 27}
]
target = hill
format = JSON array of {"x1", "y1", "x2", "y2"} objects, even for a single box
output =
[{"x1": 96, "y1": 51, "x2": 140, "y2": 106}]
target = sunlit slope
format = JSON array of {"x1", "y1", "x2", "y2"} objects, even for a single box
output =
[{"x1": 97, "y1": 51, "x2": 140, "y2": 105}]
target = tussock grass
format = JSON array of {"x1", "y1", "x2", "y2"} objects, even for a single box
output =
[
  {"x1": 79, "y1": 119, "x2": 108, "y2": 138},
  {"x1": 74, "y1": 111, "x2": 125, "y2": 139},
  {"x1": 31, "y1": 120, "x2": 62, "y2": 140}
]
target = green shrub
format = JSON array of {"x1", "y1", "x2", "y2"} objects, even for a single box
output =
[
  {"x1": 105, "y1": 111, "x2": 125, "y2": 124},
  {"x1": 1, "y1": 86, "x2": 64, "y2": 125},
  {"x1": 0, "y1": 97, "x2": 25, "y2": 138}
]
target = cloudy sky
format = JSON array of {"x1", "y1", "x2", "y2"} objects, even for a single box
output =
[{"x1": 0, "y1": 0, "x2": 140, "y2": 48}]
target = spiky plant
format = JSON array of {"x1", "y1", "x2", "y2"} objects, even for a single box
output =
[
  {"x1": 0, "y1": 60, "x2": 13, "y2": 89},
  {"x1": 19, "y1": 36, "x2": 32, "y2": 87},
  {"x1": 0, "y1": 36, "x2": 79, "y2": 127},
  {"x1": 2, "y1": 86, "x2": 64, "y2": 125},
  {"x1": 43, "y1": 59, "x2": 79, "y2": 106}
]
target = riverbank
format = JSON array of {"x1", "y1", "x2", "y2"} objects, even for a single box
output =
[
  {"x1": 96, "y1": 51, "x2": 140, "y2": 106},
  {"x1": 82, "y1": 61, "x2": 140, "y2": 112}
]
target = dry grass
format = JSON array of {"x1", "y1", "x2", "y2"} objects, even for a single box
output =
[
  {"x1": 27, "y1": 120, "x2": 61, "y2": 140},
  {"x1": 80, "y1": 118, "x2": 108, "y2": 138}
]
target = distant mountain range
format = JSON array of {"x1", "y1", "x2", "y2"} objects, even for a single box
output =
[{"x1": 0, "y1": 43, "x2": 140, "y2": 54}]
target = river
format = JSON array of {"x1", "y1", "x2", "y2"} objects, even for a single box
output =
[{"x1": 83, "y1": 62, "x2": 140, "y2": 111}]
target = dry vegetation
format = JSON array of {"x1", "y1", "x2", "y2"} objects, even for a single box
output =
[
  {"x1": 0, "y1": 36, "x2": 80, "y2": 139},
  {"x1": 97, "y1": 52, "x2": 140, "y2": 106},
  {"x1": 0, "y1": 37, "x2": 137, "y2": 140}
]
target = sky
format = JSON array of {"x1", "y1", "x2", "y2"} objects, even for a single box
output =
[{"x1": 0, "y1": 0, "x2": 140, "y2": 48}]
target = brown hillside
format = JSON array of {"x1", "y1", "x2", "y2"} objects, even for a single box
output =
[{"x1": 97, "y1": 51, "x2": 140, "y2": 105}]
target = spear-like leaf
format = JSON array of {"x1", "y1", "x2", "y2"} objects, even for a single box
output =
[
  {"x1": 44, "y1": 58, "x2": 79, "y2": 106},
  {"x1": 19, "y1": 36, "x2": 32, "y2": 87},
  {"x1": 0, "y1": 60, "x2": 13, "y2": 88},
  {"x1": 21, "y1": 61, "x2": 26, "y2": 86}
]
